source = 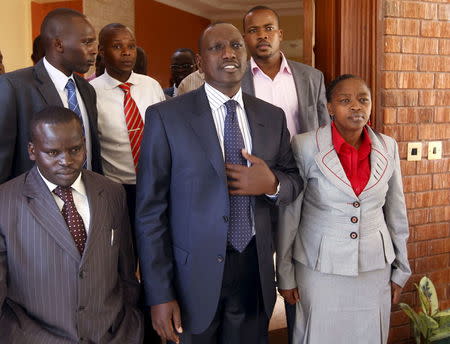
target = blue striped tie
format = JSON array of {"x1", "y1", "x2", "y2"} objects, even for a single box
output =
[
  {"x1": 224, "y1": 100, "x2": 252, "y2": 252},
  {"x1": 65, "y1": 79, "x2": 87, "y2": 168}
]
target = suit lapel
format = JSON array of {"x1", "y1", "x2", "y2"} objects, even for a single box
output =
[
  {"x1": 23, "y1": 166, "x2": 81, "y2": 262},
  {"x1": 242, "y1": 93, "x2": 266, "y2": 159},
  {"x1": 33, "y1": 60, "x2": 64, "y2": 107},
  {"x1": 187, "y1": 86, "x2": 227, "y2": 181},
  {"x1": 314, "y1": 125, "x2": 357, "y2": 198},
  {"x1": 80, "y1": 171, "x2": 105, "y2": 263},
  {"x1": 359, "y1": 128, "x2": 390, "y2": 199},
  {"x1": 288, "y1": 60, "x2": 312, "y2": 132}
]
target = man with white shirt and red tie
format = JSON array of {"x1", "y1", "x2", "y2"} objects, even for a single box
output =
[
  {"x1": 90, "y1": 23, "x2": 165, "y2": 343},
  {"x1": 0, "y1": 8, "x2": 102, "y2": 184},
  {"x1": 90, "y1": 23, "x2": 165, "y2": 230},
  {"x1": 241, "y1": 6, "x2": 329, "y2": 343}
]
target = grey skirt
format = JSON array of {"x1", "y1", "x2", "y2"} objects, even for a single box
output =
[{"x1": 294, "y1": 262, "x2": 391, "y2": 344}]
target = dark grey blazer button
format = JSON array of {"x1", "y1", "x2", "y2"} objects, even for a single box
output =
[
  {"x1": 79, "y1": 270, "x2": 85, "y2": 279},
  {"x1": 353, "y1": 201, "x2": 360, "y2": 208},
  {"x1": 223, "y1": 216, "x2": 229, "y2": 223},
  {"x1": 217, "y1": 255, "x2": 224, "y2": 263},
  {"x1": 350, "y1": 232, "x2": 358, "y2": 239},
  {"x1": 351, "y1": 216, "x2": 358, "y2": 223},
  {"x1": 78, "y1": 306, "x2": 85, "y2": 311}
]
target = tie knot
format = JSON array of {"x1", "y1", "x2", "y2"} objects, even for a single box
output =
[
  {"x1": 65, "y1": 79, "x2": 76, "y2": 92},
  {"x1": 224, "y1": 100, "x2": 238, "y2": 114},
  {"x1": 53, "y1": 185, "x2": 72, "y2": 203},
  {"x1": 119, "y1": 82, "x2": 132, "y2": 93}
]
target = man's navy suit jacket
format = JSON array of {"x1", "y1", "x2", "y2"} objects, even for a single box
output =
[{"x1": 135, "y1": 85, "x2": 301, "y2": 334}]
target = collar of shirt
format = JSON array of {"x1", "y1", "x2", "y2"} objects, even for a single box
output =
[
  {"x1": 100, "y1": 70, "x2": 141, "y2": 90},
  {"x1": 37, "y1": 167, "x2": 87, "y2": 197},
  {"x1": 43, "y1": 57, "x2": 76, "y2": 93},
  {"x1": 204, "y1": 82, "x2": 244, "y2": 111},
  {"x1": 331, "y1": 122, "x2": 372, "y2": 159},
  {"x1": 250, "y1": 52, "x2": 292, "y2": 78}
]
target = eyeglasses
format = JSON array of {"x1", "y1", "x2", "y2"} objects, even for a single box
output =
[{"x1": 170, "y1": 64, "x2": 195, "y2": 71}]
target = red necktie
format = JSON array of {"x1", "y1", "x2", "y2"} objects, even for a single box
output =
[
  {"x1": 53, "y1": 186, "x2": 87, "y2": 254},
  {"x1": 118, "y1": 82, "x2": 144, "y2": 169}
]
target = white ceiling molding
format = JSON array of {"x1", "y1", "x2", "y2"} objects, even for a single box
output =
[{"x1": 154, "y1": 0, "x2": 302, "y2": 20}]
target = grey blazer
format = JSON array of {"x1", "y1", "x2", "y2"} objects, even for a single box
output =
[
  {"x1": 0, "y1": 59, "x2": 102, "y2": 184},
  {"x1": 241, "y1": 59, "x2": 329, "y2": 134},
  {"x1": 0, "y1": 167, "x2": 143, "y2": 344},
  {"x1": 277, "y1": 124, "x2": 411, "y2": 290}
]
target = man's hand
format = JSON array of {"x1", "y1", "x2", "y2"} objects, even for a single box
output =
[
  {"x1": 279, "y1": 288, "x2": 300, "y2": 305},
  {"x1": 391, "y1": 282, "x2": 403, "y2": 305},
  {"x1": 226, "y1": 150, "x2": 278, "y2": 195},
  {"x1": 151, "y1": 300, "x2": 183, "y2": 343}
]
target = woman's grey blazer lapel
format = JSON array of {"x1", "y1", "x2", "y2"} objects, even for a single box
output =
[{"x1": 313, "y1": 126, "x2": 357, "y2": 199}]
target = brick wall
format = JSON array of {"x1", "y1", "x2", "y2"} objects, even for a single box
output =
[{"x1": 381, "y1": 1, "x2": 450, "y2": 343}]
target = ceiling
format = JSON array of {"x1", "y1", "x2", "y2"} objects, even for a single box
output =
[{"x1": 154, "y1": 0, "x2": 303, "y2": 20}]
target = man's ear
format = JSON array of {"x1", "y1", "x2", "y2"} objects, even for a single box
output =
[
  {"x1": 28, "y1": 142, "x2": 36, "y2": 161},
  {"x1": 279, "y1": 29, "x2": 284, "y2": 41},
  {"x1": 54, "y1": 38, "x2": 64, "y2": 53},
  {"x1": 196, "y1": 53, "x2": 203, "y2": 73}
]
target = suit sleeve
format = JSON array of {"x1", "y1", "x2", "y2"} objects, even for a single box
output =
[
  {"x1": 271, "y1": 110, "x2": 303, "y2": 206},
  {"x1": 0, "y1": 227, "x2": 6, "y2": 314},
  {"x1": 383, "y1": 139, "x2": 411, "y2": 287},
  {"x1": 117, "y1": 185, "x2": 140, "y2": 306},
  {"x1": 276, "y1": 135, "x2": 306, "y2": 290},
  {"x1": 0, "y1": 76, "x2": 17, "y2": 184},
  {"x1": 316, "y1": 71, "x2": 330, "y2": 127},
  {"x1": 135, "y1": 106, "x2": 175, "y2": 306}
]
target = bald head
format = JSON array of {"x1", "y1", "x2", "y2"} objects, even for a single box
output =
[
  {"x1": 40, "y1": 8, "x2": 87, "y2": 51},
  {"x1": 39, "y1": 8, "x2": 97, "y2": 76},
  {"x1": 98, "y1": 23, "x2": 132, "y2": 47}
]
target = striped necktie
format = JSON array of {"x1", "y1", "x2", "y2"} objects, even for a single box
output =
[{"x1": 119, "y1": 82, "x2": 144, "y2": 169}]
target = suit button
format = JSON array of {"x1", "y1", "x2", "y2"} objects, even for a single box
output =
[
  {"x1": 350, "y1": 232, "x2": 358, "y2": 239},
  {"x1": 78, "y1": 306, "x2": 85, "y2": 311},
  {"x1": 217, "y1": 255, "x2": 224, "y2": 263},
  {"x1": 353, "y1": 201, "x2": 360, "y2": 208},
  {"x1": 79, "y1": 270, "x2": 85, "y2": 279},
  {"x1": 351, "y1": 216, "x2": 358, "y2": 223},
  {"x1": 223, "y1": 216, "x2": 229, "y2": 223}
]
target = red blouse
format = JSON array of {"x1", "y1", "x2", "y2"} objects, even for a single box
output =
[{"x1": 331, "y1": 123, "x2": 372, "y2": 196}]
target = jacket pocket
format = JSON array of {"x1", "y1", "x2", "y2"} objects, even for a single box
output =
[{"x1": 359, "y1": 230, "x2": 388, "y2": 272}]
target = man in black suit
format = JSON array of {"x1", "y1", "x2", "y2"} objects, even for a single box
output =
[
  {"x1": 0, "y1": 8, "x2": 102, "y2": 184},
  {"x1": 135, "y1": 22, "x2": 301, "y2": 344}
]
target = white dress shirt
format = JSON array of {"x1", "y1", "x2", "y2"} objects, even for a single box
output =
[
  {"x1": 90, "y1": 71, "x2": 165, "y2": 184},
  {"x1": 43, "y1": 57, "x2": 92, "y2": 170},
  {"x1": 251, "y1": 54, "x2": 299, "y2": 138},
  {"x1": 38, "y1": 169, "x2": 91, "y2": 233}
]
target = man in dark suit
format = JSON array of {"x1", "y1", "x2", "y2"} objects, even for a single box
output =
[
  {"x1": 135, "y1": 22, "x2": 301, "y2": 343},
  {"x1": 0, "y1": 8, "x2": 102, "y2": 184},
  {"x1": 0, "y1": 106, "x2": 143, "y2": 343}
]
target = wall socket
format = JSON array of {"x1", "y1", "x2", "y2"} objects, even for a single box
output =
[
  {"x1": 428, "y1": 141, "x2": 442, "y2": 160},
  {"x1": 407, "y1": 142, "x2": 422, "y2": 161}
]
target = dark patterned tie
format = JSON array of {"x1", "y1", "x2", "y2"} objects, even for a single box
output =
[
  {"x1": 223, "y1": 100, "x2": 252, "y2": 252},
  {"x1": 53, "y1": 186, "x2": 87, "y2": 255}
]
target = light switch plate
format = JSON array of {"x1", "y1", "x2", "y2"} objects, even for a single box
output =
[
  {"x1": 407, "y1": 142, "x2": 422, "y2": 161},
  {"x1": 428, "y1": 141, "x2": 442, "y2": 160}
]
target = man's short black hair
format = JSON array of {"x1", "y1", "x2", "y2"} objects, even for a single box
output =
[
  {"x1": 198, "y1": 22, "x2": 229, "y2": 53},
  {"x1": 98, "y1": 23, "x2": 131, "y2": 46},
  {"x1": 40, "y1": 8, "x2": 87, "y2": 51},
  {"x1": 29, "y1": 106, "x2": 83, "y2": 142},
  {"x1": 243, "y1": 6, "x2": 280, "y2": 30},
  {"x1": 172, "y1": 48, "x2": 196, "y2": 60}
]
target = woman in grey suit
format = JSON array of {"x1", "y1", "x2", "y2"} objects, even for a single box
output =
[{"x1": 277, "y1": 75, "x2": 411, "y2": 344}]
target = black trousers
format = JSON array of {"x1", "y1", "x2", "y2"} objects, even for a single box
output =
[
  {"x1": 123, "y1": 184, "x2": 160, "y2": 344},
  {"x1": 285, "y1": 301, "x2": 295, "y2": 344},
  {"x1": 176, "y1": 238, "x2": 269, "y2": 344}
]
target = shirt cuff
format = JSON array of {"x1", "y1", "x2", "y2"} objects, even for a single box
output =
[{"x1": 266, "y1": 182, "x2": 280, "y2": 199}]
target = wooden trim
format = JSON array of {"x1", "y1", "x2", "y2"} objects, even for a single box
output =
[
  {"x1": 374, "y1": 0, "x2": 384, "y2": 131},
  {"x1": 303, "y1": 0, "x2": 314, "y2": 66}
]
